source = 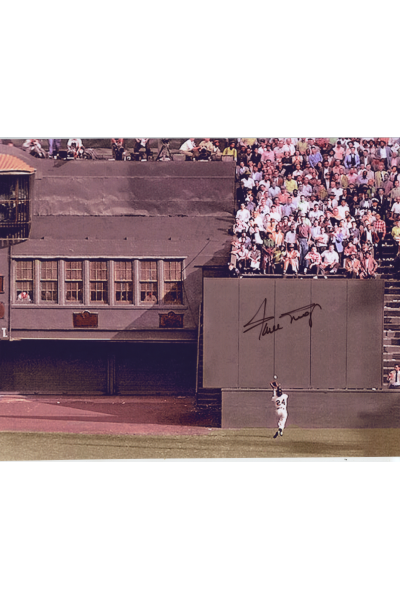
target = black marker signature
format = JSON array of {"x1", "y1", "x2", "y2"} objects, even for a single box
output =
[
  {"x1": 243, "y1": 298, "x2": 322, "y2": 339},
  {"x1": 279, "y1": 303, "x2": 322, "y2": 328}
]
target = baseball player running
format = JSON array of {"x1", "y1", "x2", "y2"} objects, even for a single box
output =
[{"x1": 270, "y1": 381, "x2": 288, "y2": 438}]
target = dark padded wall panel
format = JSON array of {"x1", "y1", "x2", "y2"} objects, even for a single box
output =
[
  {"x1": 203, "y1": 279, "x2": 239, "y2": 388},
  {"x1": 222, "y1": 389, "x2": 398, "y2": 429},
  {"x1": 310, "y1": 280, "x2": 347, "y2": 388},
  {"x1": 347, "y1": 280, "x2": 384, "y2": 388},
  {"x1": 238, "y1": 279, "x2": 275, "y2": 388},
  {"x1": 203, "y1": 279, "x2": 383, "y2": 390},
  {"x1": 274, "y1": 280, "x2": 312, "y2": 388}
]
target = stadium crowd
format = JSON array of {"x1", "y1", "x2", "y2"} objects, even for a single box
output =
[
  {"x1": 7, "y1": 136, "x2": 400, "y2": 280},
  {"x1": 228, "y1": 137, "x2": 400, "y2": 279}
]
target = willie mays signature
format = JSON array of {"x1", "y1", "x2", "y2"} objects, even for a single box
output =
[{"x1": 243, "y1": 298, "x2": 322, "y2": 340}]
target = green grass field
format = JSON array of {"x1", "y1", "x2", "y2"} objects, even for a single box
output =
[{"x1": 0, "y1": 427, "x2": 399, "y2": 460}]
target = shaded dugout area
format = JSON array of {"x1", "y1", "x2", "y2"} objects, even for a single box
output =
[{"x1": 0, "y1": 341, "x2": 196, "y2": 395}]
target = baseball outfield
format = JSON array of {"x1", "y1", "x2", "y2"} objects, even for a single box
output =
[{"x1": 0, "y1": 394, "x2": 398, "y2": 460}]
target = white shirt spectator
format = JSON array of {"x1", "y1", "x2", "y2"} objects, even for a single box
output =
[
  {"x1": 392, "y1": 201, "x2": 400, "y2": 215},
  {"x1": 269, "y1": 208, "x2": 282, "y2": 222},
  {"x1": 285, "y1": 230, "x2": 297, "y2": 245},
  {"x1": 236, "y1": 208, "x2": 251, "y2": 222},
  {"x1": 242, "y1": 177, "x2": 255, "y2": 189},
  {"x1": 337, "y1": 203, "x2": 350, "y2": 219},
  {"x1": 297, "y1": 199, "x2": 309, "y2": 215},
  {"x1": 331, "y1": 187, "x2": 343, "y2": 201},
  {"x1": 282, "y1": 143, "x2": 295, "y2": 155},
  {"x1": 67, "y1": 138, "x2": 83, "y2": 150},
  {"x1": 321, "y1": 248, "x2": 339, "y2": 265},
  {"x1": 254, "y1": 214, "x2": 265, "y2": 229},
  {"x1": 180, "y1": 139, "x2": 196, "y2": 152}
]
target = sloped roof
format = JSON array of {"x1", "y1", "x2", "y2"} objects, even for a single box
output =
[{"x1": 0, "y1": 154, "x2": 35, "y2": 174}]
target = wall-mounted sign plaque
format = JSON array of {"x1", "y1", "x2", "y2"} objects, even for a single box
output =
[
  {"x1": 73, "y1": 311, "x2": 98, "y2": 328},
  {"x1": 159, "y1": 311, "x2": 183, "y2": 328}
]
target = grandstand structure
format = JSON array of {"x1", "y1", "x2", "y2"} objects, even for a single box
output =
[{"x1": 0, "y1": 140, "x2": 397, "y2": 428}]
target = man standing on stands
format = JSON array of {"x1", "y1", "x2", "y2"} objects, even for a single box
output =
[
  {"x1": 297, "y1": 215, "x2": 312, "y2": 273},
  {"x1": 359, "y1": 250, "x2": 378, "y2": 279},
  {"x1": 376, "y1": 140, "x2": 391, "y2": 169},
  {"x1": 48, "y1": 139, "x2": 61, "y2": 158},
  {"x1": 373, "y1": 213, "x2": 386, "y2": 260},
  {"x1": 344, "y1": 148, "x2": 360, "y2": 170}
]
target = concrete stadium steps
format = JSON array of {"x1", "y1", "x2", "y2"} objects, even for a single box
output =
[
  {"x1": 378, "y1": 237, "x2": 397, "y2": 279},
  {"x1": 196, "y1": 305, "x2": 221, "y2": 411},
  {"x1": 383, "y1": 280, "x2": 400, "y2": 386}
]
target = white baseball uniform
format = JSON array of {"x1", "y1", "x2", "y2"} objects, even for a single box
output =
[{"x1": 271, "y1": 389, "x2": 288, "y2": 431}]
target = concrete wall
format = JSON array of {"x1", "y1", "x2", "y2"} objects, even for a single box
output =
[
  {"x1": 222, "y1": 389, "x2": 400, "y2": 428},
  {"x1": 0, "y1": 146, "x2": 236, "y2": 217},
  {"x1": 203, "y1": 278, "x2": 384, "y2": 390}
]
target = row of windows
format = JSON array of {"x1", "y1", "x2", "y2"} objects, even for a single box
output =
[{"x1": 14, "y1": 259, "x2": 184, "y2": 305}]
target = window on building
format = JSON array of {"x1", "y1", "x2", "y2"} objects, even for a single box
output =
[
  {"x1": 140, "y1": 260, "x2": 158, "y2": 303},
  {"x1": 13, "y1": 258, "x2": 185, "y2": 307},
  {"x1": 164, "y1": 260, "x2": 183, "y2": 304},
  {"x1": 65, "y1": 261, "x2": 83, "y2": 303},
  {"x1": 90, "y1": 261, "x2": 108, "y2": 303},
  {"x1": 115, "y1": 261, "x2": 133, "y2": 303},
  {"x1": 40, "y1": 260, "x2": 58, "y2": 302},
  {"x1": 15, "y1": 260, "x2": 33, "y2": 302},
  {"x1": 0, "y1": 275, "x2": 3, "y2": 293}
]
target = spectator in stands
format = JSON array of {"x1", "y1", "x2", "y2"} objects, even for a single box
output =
[
  {"x1": 297, "y1": 215, "x2": 312, "y2": 273},
  {"x1": 67, "y1": 138, "x2": 84, "y2": 159},
  {"x1": 236, "y1": 203, "x2": 251, "y2": 223},
  {"x1": 373, "y1": 213, "x2": 386, "y2": 259},
  {"x1": 48, "y1": 139, "x2": 61, "y2": 158},
  {"x1": 283, "y1": 244, "x2": 300, "y2": 276},
  {"x1": 344, "y1": 253, "x2": 361, "y2": 278},
  {"x1": 111, "y1": 138, "x2": 125, "y2": 160},
  {"x1": 304, "y1": 245, "x2": 322, "y2": 277},
  {"x1": 309, "y1": 147, "x2": 323, "y2": 169},
  {"x1": 228, "y1": 262, "x2": 241, "y2": 277},
  {"x1": 249, "y1": 244, "x2": 261, "y2": 273},
  {"x1": 134, "y1": 139, "x2": 152, "y2": 160},
  {"x1": 391, "y1": 219, "x2": 400, "y2": 254},
  {"x1": 222, "y1": 142, "x2": 238, "y2": 161},
  {"x1": 344, "y1": 148, "x2": 360, "y2": 170},
  {"x1": 388, "y1": 364, "x2": 400, "y2": 388},
  {"x1": 211, "y1": 140, "x2": 222, "y2": 161},
  {"x1": 229, "y1": 136, "x2": 400, "y2": 278},
  {"x1": 375, "y1": 140, "x2": 392, "y2": 169},
  {"x1": 194, "y1": 138, "x2": 213, "y2": 161},
  {"x1": 180, "y1": 138, "x2": 200, "y2": 161},
  {"x1": 23, "y1": 139, "x2": 46, "y2": 158},
  {"x1": 390, "y1": 180, "x2": 400, "y2": 202},
  {"x1": 359, "y1": 250, "x2": 378, "y2": 279},
  {"x1": 320, "y1": 243, "x2": 340, "y2": 276}
]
